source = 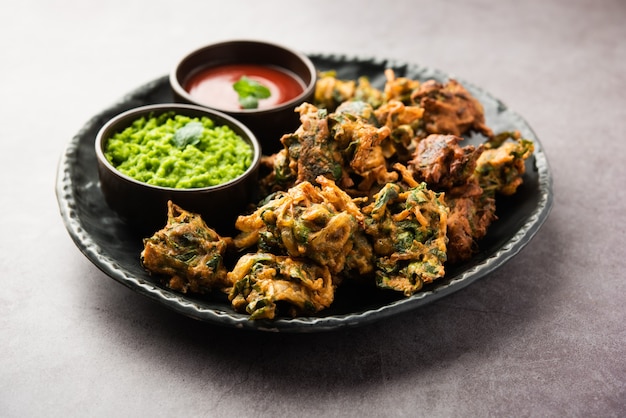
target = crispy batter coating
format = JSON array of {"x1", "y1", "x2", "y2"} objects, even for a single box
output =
[
  {"x1": 383, "y1": 68, "x2": 422, "y2": 104},
  {"x1": 329, "y1": 102, "x2": 397, "y2": 192},
  {"x1": 476, "y1": 138, "x2": 535, "y2": 196},
  {"x1": 374, "y1": 100, "x2": 425, "y2": 162},
  {"x1": 265, "y1": 103, "x2": 342, "y2": 192},
  {"x1": 314, "y1": 71, "x2": 356, "y2": 111},
  {"x1": 291, "y1": 103, "x2": 344, "y2": 186},
  {"x1": 362, "y1": 181, "x2": 449, "y2": 296},
  {"x1": 352, "y1": 76, "x2": 385, "y2": 109},
  {"x1": 228, "y1": 253, "x2": 334, "y2": 319},
  {"x1": 412, "y1": 79, "x2": 493, "y2": 138},
  {"x1": 141, "y1": 201, "x2": 230, "y2": 293},
  {"x1": 408, "y1": 134, "x2": 484, "y2": 190},
  {"x1": 404, "y1": 134, "x2": 498, "y2": 262},
  {"x1": 234, "y1": 176, "x2": 373, "y2": 278},
  {"x1": 445, "y1": 181, "x2": 497, "y2": 264},
  {"x1": 265, "y1": 101, "x2": 400, "y2": 197},
  {"x1": 315, "y1": 71, "x2": 383, "y2": 111}
]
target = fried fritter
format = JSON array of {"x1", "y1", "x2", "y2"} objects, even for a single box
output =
[
  {"x1": 291, "y1": 103, "x2": 344, "y2": 186},
  {"x1": 383, "y1": 68, "x2": 421, "y2": 104},
  {"x1": 141, "y1": 201, "x2": 230, "y2": 293},
  {"x1": 402, "y1": 135, "x2": 497, "y2": 263},
  {"x1": 475, "y1": 137, "x2": 535, "y2": 196},
  {"x1": 362, "y1": 181, "x2": 449, "y2": 296},
  {"x1": 374, "y1": 99, "x2": 425, "y2": 162},
  {"x1": 314, "y1": 71, "x2": 383, "y2": 111},
  {"x1": 352, "y1": 76, "x2": 385, "y2": 109},
  {"x1": 262, "y1": 102, "x2": 346, "y2": 190},
  {"x1": 444, "y1": 181, "x2": 497, "y2": 264},
  {"x1": 329, "y1": 102, "x2": 397, "y2": 193},
  {"x1": 412, "y1": 79, "x2": 493, "y2": 138},
  {"x1": 408, "y1": 134, "x2": 484, "y2": 190},
  {"x1": 264, "y1": 103, "x2": 339, "y2": 192},
  {"x1": 330, "y1": 101, "x2": 378, "y2": 155},
  {"x1": 233, "y1": 175, "x2": 373, "y2": 278},
  {"x1": 314, "y1": 71, "x2": 357, "y2": 111},
  {"x1": 266, "y1": 101, "x2": 400, "y2": 196},
  {"x1": 228, "y1": 253, "x2": 334, "y2": 320}
]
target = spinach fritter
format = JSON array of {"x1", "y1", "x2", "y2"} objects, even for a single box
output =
[
  {"x1": 140, "y1": 68, "x2": 536, "y2": 320},
  {"x1": 361, "y1": 179, "x2": 449, "y2": 295},
  {"x1": 228, "y1": 253, "x2": 334, "y2": 320},
  {"x1": 141, "y1": 201, "x2": 230, "y2": 293}
]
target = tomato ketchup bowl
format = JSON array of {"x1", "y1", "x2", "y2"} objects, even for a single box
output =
[
  {"x1": 95, "y1": 103, "x2": 262, "y2": 237},
  {"x1": 170, "y1": 39, "x2": 317, "y2": 154}
]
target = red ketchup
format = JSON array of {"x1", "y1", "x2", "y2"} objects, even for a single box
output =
[{"x1": 184, "y1": 64, "x2": 305, "y2": 111}]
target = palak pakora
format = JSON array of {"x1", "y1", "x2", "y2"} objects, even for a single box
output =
[
  {"x1": 141, "y1": 201, "x2": 230, "y2": 293},
  {"x1": 228, "y1": 252, "x2": 335, "y2": 320},
  {"x1": 362, "y1": 181, "x2": 449, "y2": 296},
  {"x1": 140, "y1": 68, "x2": 535, "y2": 320}
]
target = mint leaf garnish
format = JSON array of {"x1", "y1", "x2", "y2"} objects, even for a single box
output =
[
  {"x1": 173, "y1": 121, "x2": 203, "y2": 149},
  {"x1": 233, "y1": 76, "x2": 271, "y2": 109}
]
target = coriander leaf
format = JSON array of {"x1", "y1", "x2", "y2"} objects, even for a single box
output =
[
  {"x1": 238, "y1": 95, "x2": 260, "y2": 109},
  {"x1": 173, "y1": 121, "x2": 203, "y2": 149},
  {"x1": 233, "y1": 76, "x2": 271, "y2": 109}
]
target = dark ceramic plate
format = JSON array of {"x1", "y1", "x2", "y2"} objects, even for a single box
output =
[{"x1": 56, "y1": 54, "x2": 553, "y2": 332}]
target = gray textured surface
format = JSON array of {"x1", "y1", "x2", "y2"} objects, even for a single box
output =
[{"x1": 1, "y1": 0, "x2": 624, "y2": 416}]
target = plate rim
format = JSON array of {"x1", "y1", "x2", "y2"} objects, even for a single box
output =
[{"x1": 55, "y1": 54, "x2": 554, "y2": 333}]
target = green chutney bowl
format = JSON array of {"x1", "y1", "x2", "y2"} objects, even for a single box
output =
[{"x1": 95, "y1": 103, "x2": 262, "y2": 236}]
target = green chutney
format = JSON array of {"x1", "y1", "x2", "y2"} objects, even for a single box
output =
[{"x1": 104, "y1": 112, "x2": 253, "y2": 189}]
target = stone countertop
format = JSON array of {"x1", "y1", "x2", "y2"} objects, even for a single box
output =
[{"x1": 1, "y1": 0, "x2": 624, "y2": 416}]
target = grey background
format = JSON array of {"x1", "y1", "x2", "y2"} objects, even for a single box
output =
[{"x1": 1, "y1": 0, "x2": 624, "y2": 416}]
